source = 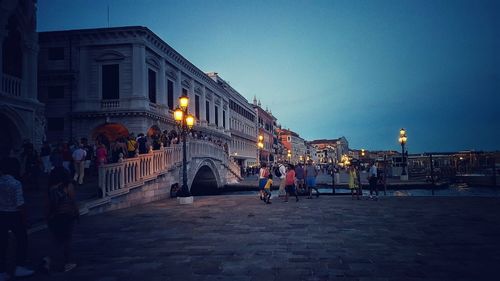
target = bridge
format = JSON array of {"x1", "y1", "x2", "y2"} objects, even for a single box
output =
[{"x1": 84, "y1": 140, "x2": 242, "y2": 214}]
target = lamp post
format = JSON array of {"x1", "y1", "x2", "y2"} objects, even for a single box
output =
[
  {"x1": 398, "y1": 128, "x2": 408, "y2": 181},
  {"x1": 287, "y1": 149, "x2": 291, "y2": 163},
  {"x1": 174, "y1": 94, "x2": 195, "y2": 198},
  {"x1": 257, "y1": 134, "x2": 264, "y2": 165}
]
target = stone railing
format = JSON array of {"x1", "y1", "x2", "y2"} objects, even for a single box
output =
[
  {"x1": 101, "y1": 99, "x2": 120, "y2": 109},
  {"x1": 98, "y1": 140, "x2": 229, "y2": 198},
  {"x1": 228, "y1": 160, "x2": 242, "y2": 179},
  {"x1": 1, "y1": 74, "x2": 21, "y2": 97}
]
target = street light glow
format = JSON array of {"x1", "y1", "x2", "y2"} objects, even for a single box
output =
[
  {"x1": 179, "y1": 95, "x2": 189, "y2": 110},
  {"x1": 174, "y1": 108, "x2": 183, "y2": 122}
]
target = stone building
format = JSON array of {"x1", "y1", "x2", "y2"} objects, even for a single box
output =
[
  {"x1": 38, "y1": 26, "x2": 231, "y2": 145},
  {"x1": 253, "y1": 98, "x2": 277, "y2": 164},
  {"x1": 310, "y1": 137, "x2": 349, "y2": 163},
  {"x1": 207, "y1": 72, "x2": 257, "y2": 168},
  {"x1": 0, "y1": 0, "x2": 44, "y2": 154},
  {"x1": 278, "y1": 128, "x2": 307, "y2": 164}
]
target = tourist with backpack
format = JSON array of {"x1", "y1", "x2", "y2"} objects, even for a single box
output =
[
  {"x1": 274, "y1": 162, "x2": 286, "y2": 198},
  {"x1": 44, "y1": 167, "x2": 79, "y2": 273}
]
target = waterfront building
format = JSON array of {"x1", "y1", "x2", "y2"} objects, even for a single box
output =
[
  {"x1": 1, "y1": 0, "x2": 44, "y2": 154},
  {"x1": 253, "y1": 98, "x2": 276, "y2": 164},
  {"x1": 38, "y1": 26, "x2": 230, "y2": 145},
  {"x1": 278, "y1": 128, "x2": 307, "y2": 164},
  {"x1": 310, "y1": 137, "x2": 349, "y2": 163},
  {"x1": 207, "y1": 72, "x2": 257, "y2": 168}
]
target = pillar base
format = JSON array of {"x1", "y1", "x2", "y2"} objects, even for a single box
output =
[
  {"x1": 177, "y1": 196, "x2": 194, "y2": 205},
  {"x1": 400, "y1": 175, "x2": 409, "y2": 181}
]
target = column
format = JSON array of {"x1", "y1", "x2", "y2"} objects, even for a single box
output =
[
  {"x1": 78, "y1": 46, "x2": 88, "y2": 99},
  {"x1": 158, "y1": 59, "x2": 166, "y2": 106},
  {"x1": 200, "y1": 86, "x2": 207, "y2": 126},
  {"x1": 175, "y1": 69, "x2": 182, "y2": 104},
  {"x1": 132, "y1": 44, "x2": 146, "y2": 99},
  {"x1": 189, "y1": 78, "x2": 195, "y2": 112}
]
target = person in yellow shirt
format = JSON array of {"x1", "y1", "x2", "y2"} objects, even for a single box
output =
[
  {"x1": 263, "y1": 174, "x2": 273, "y2": 204},
  {"x1": 126, "y1": 134, "x2": 138, "y2": 158}
]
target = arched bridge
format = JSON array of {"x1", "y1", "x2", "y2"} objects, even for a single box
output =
[{"x1": 92, "y1": 140, "x2": 241, "y2": 212}]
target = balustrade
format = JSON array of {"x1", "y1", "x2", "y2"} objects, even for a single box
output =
[
  {"x1": 1, "y1": 74, "x2": 21, "y2": 97},
  {"x1": 101, "y1": 99, "x2": 120, "y2": 109},
  {"x1": 98, "y1": 141, "x2": 229, "y2": 198}
]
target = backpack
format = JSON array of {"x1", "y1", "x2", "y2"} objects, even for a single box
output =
[
  {"x1": 49, "y1": 184, "x2": 76, "y2": 216},
  {"x1": 274, "y1": 166, "x2": 282, "y2": 178}
]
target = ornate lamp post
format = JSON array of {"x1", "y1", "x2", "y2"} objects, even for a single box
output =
[
  {"x1": 398, "y1": 128, "x2": 408, "y2": 181},
  {"x1": 174, "y1": 94, "x2": 195, "y2": 197},
  {"x1": 257, "y1": 134, "x2": 264, "y2": 165}
]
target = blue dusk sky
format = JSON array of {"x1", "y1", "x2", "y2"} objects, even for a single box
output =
[{"x1": 37, "y1": 0, "x2": 500, "y2": 153}]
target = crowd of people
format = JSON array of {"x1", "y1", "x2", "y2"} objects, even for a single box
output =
[
  {"x1": 1, "y1": 153, "x2": 79, "y2": 279},
  {"x1": 255, "y1": 160, "x2": 384, "y2": 204},
  {"x1": 257, "y1": 160, "x2": 322, "y2": 204}
]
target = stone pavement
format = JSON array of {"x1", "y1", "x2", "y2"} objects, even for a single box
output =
[{"x1": 23, "y1": 195, "x2": 500, "y2": 280}]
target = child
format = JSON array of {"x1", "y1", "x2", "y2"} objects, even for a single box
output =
[{"x1": 263, "y1": 174, "x2": 273, "y2": 204}]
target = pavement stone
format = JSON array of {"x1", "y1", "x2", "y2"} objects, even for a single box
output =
[{"x1": 16, "y1": 195, "x2": 500, "y2": 280}]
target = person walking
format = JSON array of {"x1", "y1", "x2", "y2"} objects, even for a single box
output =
[
  {"x1": 348, "y1": 165, "x2": 362, "y2": 200},
  {"x1": 295, "y1": 163, "x2": 305, "y2": 195},
  {"x1": 275, "y1": 162, "x2": 286, "y2": 198},
  {"x1": 263, "y1": 174, "x2": 273, "y2": 204},
  {"x1": 40, "y1": 141, "x2": 52, "y2": 174},
  {"x1": 285, "y1": 164, "x2": 299, "y2": 203},
  {"x1": 368, "y1": 162, "x2": 379, "y2": 200},
  {"x1": 0, "y1": 157, "x2": 34, "y2": 280},
  {"x1": 44, "y1": 167, "x2": 79, "y2": 273},
  {"x1": 72, "y1": 144, "x2": 87, "y2": 185},
  {"x1": 258, "y1": 163, "x2": 269, "y2": 200},
  {"x1": 305, "y1": 160, "x2": 320, "y2": 198}
]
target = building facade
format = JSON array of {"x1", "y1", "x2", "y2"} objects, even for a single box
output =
[
  {"x1": 253, "y1": 98, "x2": 276, "y2": 164},
  {"x1": 279, "y1": 128, "x2": 306, "y2": 164},
  {"x1": 310, "y1": 137, "x2": 349, "y2": 163},
  {"x1": 1, "y1": 0, "x2": 44, "y2": 154},
  {"x1": 207, "y1": 72, "x2": 257, "y2": 168},
  {"x1": 38, "y1": 26, "x2": 231, "y2": 145}
]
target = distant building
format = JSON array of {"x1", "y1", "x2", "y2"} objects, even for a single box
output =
[
  {"x1": 38, "y1": 26, "x2": 230, "y2": 145},
  {"x1": 208, "y1": 72, "x2": 257, "y2": 168},
  {"x1": 310, "y1": 137, "x2": 349, "y2": 163},
  {"x1": 253, "y1": 98, "x2": 276, "y2": 164},
  {"x1": 279, "y1": 128, "x2": 306, "y2": 164},
  {"x1": 1, "y1": 0, "x2": 44, "y2": 154}
]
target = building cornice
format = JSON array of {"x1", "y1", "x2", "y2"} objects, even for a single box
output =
[{"x1": 39, "y1": 26, "x2": 230, "y2": 101}]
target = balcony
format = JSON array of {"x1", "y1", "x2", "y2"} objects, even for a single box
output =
[
  {"x1": 1, "y1": 74, "x2": 21, "y2": 97},
  {"x1": 101, "y1": 99, "x2": 120, "y2": 109}
]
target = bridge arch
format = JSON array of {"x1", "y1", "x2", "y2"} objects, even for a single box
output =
[{"x1": 189, "y1": 159, "x2": 222, "y2": 196}]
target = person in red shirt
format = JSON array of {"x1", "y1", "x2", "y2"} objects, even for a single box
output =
[{"x1": 284, "y1": 164, "x2": 299, "y2": 203}]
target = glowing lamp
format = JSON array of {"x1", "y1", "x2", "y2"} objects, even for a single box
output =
[
  {"x1": 179, "y1": 95, "x2": 189, "y2": 110},
  {"x1": 258, "y1": 135, "x2": 264, "y2": 142},
  {"x1": 185, "y1": 114, "x2": 195, "y2": 129},
  {"x1": 174, "y1": 108, "x2": 183, "y2": 122}
]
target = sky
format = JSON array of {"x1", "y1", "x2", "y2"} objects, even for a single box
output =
[{"x1": 37, "y1": 0, "x2": 500, "y2": 153}]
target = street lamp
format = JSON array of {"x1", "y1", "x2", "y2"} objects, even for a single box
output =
[
  {"x1": 398, "y1": 128, "x2": 408, "y2": 181},
  {"x1": 257, "y1": 134, "x2": 264, "y2": 165},
  {"x1": 287, "y1": 149, "x2": 291, "y2": 163},
  {"x1": 173, "y1": 93, "x2": 195, "y2": 197}
]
